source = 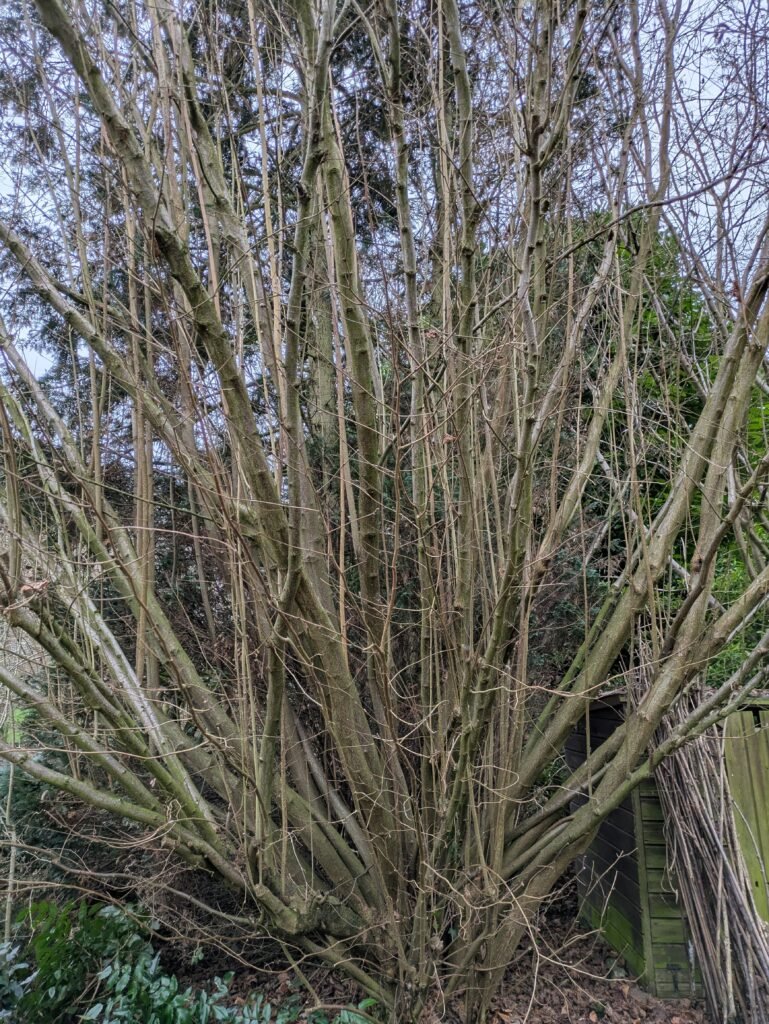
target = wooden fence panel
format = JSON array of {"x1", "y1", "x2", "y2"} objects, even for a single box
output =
[{"x1": 725, "y1": 711, "x2": 769, "y2": 921}]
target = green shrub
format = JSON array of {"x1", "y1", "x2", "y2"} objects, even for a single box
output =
[
  {"x1": 0, "y1": 901, "x2": 376, "y2": 1024},
  {"x1": 0, "y1": 941, "x2": 34, "y2": 1018}
]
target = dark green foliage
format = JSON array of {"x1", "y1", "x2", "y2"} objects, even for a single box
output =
[
  {"x1": 0, "y1": 731, "x2": 77, "y2": 858},
  {"x1": 0, "y1": 902, "x2": 376, "y2": 1024},
  {"x1": 0, "y1": 902, "x2": 144, "y2": 1023},
  {"x1": 0, "y1": 942, "x2": 33, "y2": 1013}
]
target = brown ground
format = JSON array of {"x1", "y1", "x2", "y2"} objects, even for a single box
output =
[
  {"x1": 485, "y1": 923, "x2": 704, "y2": 1024},
  {"x1": 229, "y1": 898, "x2": 707, "y2": 1024}
]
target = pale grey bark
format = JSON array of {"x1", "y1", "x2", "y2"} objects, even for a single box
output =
[{"x1": 1, "y1": 0, "x2": 768, "y2": 1020}]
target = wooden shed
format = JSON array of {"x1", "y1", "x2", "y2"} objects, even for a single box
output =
[{"x1": 565, "y1": 695, "x2": 703, "y2": 999}]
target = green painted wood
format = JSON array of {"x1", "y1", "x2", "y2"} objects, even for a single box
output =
[
  {"x1": 655, "y1": 970, "x2": 702, "y2": 1000},
  {"x1": 644, "y1": 845, "x2": 671, "y2": 871},
  {"x1": 601, "y1": 912, "x2": 640, "y2": 950},
  {"x1": 568, "y1": 705, "x2": 704, "y2": 998},
  {"x1": 633, "y1": 786, "x2": 654, "y2": 991},
  {"x1": 647, "y1": 890, "x2": 683, "y2": 919},
  {"x1": 639, "y1": 797, "x2": 664, "y2": 823},
  {"x1": 593, "y1": 820, "x2": 636, "y2": 846},
  {"x1": 651, "y1": 942, "x2": 696, "y2": 970},
  {"x1": 637, "y1": 772, "x2": 704, "y2": 1000},
  {"x1": 753, "y1": 710, "x2": 769, "y2": 918},
  {"x1": 583, "y1": 898, "x2": 646, "y2": 979},
  {"x1": 583, "y1": 882, "x2": 643, "y2": 936},
  {"x1": 646, "y1": 865, "x2": 678, "y2": 894},
  {"x1": 584, "y1": 848, "x2": 640, "y2": 889},
  {"x1": 593, "y1": 826, "x2": 637, "y2": 859},
  {"x1": 639, "y1": 822, "x2": 666, "y2": 844},
  {"x1": 725, "y1": 711, "x2": 769, "y2": 921},
  {"x1": 601, "y1": 813, "x2": 638, "y2": 842},
  {"x1": 650, "y1": 916, "x2": 687, "y2": 944},
  {"x1": 579, "y1": 860, "x2": 640, "y2": 909},
  {"x1": 743, "y1": 712, "x2": 769, "y2": 881}
]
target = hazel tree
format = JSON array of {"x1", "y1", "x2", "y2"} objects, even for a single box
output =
[{"x1": 0, "y1": 0, "x2": 768, "y2": 1020}]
